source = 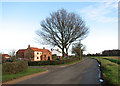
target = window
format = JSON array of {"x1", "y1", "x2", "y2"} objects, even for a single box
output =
[
  {"x1": 37, "y1": 52, "x2": 39, "y2": 54},
  {"x1": 37, "y1": 57, "x2": 39, "y2": 59}
]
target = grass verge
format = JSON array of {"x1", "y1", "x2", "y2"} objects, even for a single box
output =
[
  {"x1": 91, "y1": 57, "x2": 119, "y2": 86},
  {"x1": 2, "y1": 68, "x2": 46, "y2": 82}
]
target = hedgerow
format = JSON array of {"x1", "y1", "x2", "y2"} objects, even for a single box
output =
[
  {"x1": 2, "y1": 61, "x2": 28, "y2": 74},
  {"x1": 28, "y1": 58, "x2": 80, "y2": 66}
]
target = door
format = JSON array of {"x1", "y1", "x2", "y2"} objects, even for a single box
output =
[{"x1": 48, "y1": 56, "x2": 50, "y2": 60}]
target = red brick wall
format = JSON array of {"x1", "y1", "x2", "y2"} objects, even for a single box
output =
[
  {"x1": 16, "y1": 52, "x2": 24, "y2": 58},
  {"x1": 24, "y1": 48, "x2": 34, "y2": 60}
]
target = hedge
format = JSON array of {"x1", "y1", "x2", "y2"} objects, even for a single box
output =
[
  {"x1": 2, "y1": 61, "x2": 28, "y2": 74},
  {"x1": 28, "y1": 58, "x2": 80, "y2": 66}
]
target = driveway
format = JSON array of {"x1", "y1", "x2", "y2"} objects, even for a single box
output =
[{"x1": 16, "y1": 58, "x2": 101, "y2": 84}]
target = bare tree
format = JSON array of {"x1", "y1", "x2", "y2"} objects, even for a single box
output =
[
  {"x1": 9, "y1": 49, "x2": 16, "y2": 57},
  {"x1": 36, "y1": 9, "x2": 89, "y2": 57},
  {"x1": 9, "y1": 49, "x2": 16, "y2": 61},
  {"x1": 72, "y1": 42, "x2": 86, "y2": 57}
]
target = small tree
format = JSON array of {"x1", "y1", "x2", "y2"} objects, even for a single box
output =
[{"x1": 72, "y1": 42, "x2": 85, "y2": 58}]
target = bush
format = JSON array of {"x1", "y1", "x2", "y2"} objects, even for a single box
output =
[
  {"x1": 52, "y1": 54, "x2": 58, "y2": 59},
  {"x1": 28, "y1": 57, "x2": 80, "y2": 66},
  {"x1": 2, "y1": 61, "x2": 28, "y2": 74},
  {"x1": 5, "y1": 59, "x2": 13, "y2": 62}
]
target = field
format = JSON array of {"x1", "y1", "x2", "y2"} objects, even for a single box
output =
[
  {"x1": 103, "y1": 57, "x2": 119, "y2": 60},
  {"x1": 91, "y1": 56, "x2": 119, "y2": 86}
]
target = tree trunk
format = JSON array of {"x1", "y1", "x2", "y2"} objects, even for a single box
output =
[
  {"x1": 65, "y1": 44, "x2": 71, "y2": 56},
  {"x1": 66, "y1": 48, "x2": 68, "y2": 56},
  {"x1": 62, "y1": 48, "x2": 64, "y2": 59}
]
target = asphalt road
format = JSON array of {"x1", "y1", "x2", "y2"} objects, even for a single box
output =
[{"x1": 17, "y1": 58, "x2": 101, "y2": 84}]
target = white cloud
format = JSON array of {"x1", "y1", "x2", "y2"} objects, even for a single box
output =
[
  {"x1": 78, "y1": 2, "x2": 118, "y2": 23},
  {"x1": 76, "y1": 2, "x2": 118, "y2": 54},
  {"x1": 105, "y1": 1, "x2": 118, "y2": 8}
]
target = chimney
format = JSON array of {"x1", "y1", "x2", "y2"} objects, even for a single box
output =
[
  {"x1": 28, "y1": 45, "x2": 30, "y2": 48},
  {"x1": 43, "y1": 47, "x2": 45, "y2": 49}
]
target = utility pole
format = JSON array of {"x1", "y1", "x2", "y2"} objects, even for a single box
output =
[{"x1": 79, "y1": 40, "x2": 82, "y2": 60}]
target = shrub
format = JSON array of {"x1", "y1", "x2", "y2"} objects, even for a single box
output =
[
  {"x1": 28, "y1": 57, "x2": 80, "y2": 66},
  {"x1": 52, "y1": 54, "x2": 58, "y2": 59},
  {"x1": 2, "y1": 61, "x2": 28, "y2": 74},
  {"x1": 5, "y1": 59, "x2": 13, "y2": 62}
]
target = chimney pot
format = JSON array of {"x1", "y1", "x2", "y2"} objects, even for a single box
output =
[{"x1": 28, "y1": 45, "x2": 30, "y2": 48}]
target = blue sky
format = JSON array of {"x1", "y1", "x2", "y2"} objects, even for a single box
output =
[{"x1": 0, "y1": 1, "x2": 118, "y2": 54}]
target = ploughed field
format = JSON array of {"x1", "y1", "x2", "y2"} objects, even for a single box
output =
[{"x1": 104, "y1": 56, "x2": 119, "y2": 60}]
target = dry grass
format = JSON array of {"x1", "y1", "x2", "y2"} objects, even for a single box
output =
[{"x1": 104, "y1": 56, "x2": 119, "y2": 60}]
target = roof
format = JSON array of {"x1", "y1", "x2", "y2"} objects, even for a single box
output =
[
  {"x1": 30, "y1": 47, "x2": 51, "y2": 53},
  {"x1": 2, "y1": 54, "x2": 10, "y2": 57},
  {"x1": 17, "y1": 45, "x2": 51, "y2": 54},
  {"x1": 30, "y1": 47, "x2": 43, "y2": 51},
  {"x1": 17, "y1": 49, "x2": 26, "y2": 52}
]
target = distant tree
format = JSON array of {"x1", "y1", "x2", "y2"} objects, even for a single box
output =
[
  {"x1": 9, "y1": 49, "x2": 16, "y2": 57},
  {"x1": 72, "y1": 42, "x2": 85, "y2": 58},
  {"x1": 9, "y1": 49, "x2": 16, "y2": 61},
  {"x1": 95, "y1": 53, "x2": 101, "y2": 56},
  {"x1": 36, "y1": 9, "x2": 89, "y2": 57},
  {"x1": 102, "y1": 50, "x2": 120, "y2": 56}
]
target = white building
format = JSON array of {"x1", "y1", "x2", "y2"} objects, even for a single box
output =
[{"x1": 51, "y1": 49, "x2": 62, "y2": 57}]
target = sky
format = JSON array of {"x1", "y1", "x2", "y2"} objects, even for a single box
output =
[{"x1": 0, "y1": 1, "x2": 118, "y2": 55}]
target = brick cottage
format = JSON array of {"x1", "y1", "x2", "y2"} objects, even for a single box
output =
[{"x1": 16, "y1": 45, "x2": 52, "y2": 61}]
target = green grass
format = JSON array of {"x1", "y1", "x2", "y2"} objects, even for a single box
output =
[
  {"x1": 91, "y1": 57, "x2": 119, "y2": 86},
  {"x1": 2, "y1": 68, "x2": 46, "y2": 82}
]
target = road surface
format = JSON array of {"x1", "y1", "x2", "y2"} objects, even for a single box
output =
[{"x1": 16, "y1": 58, "x2": 101, "y2": 84}]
